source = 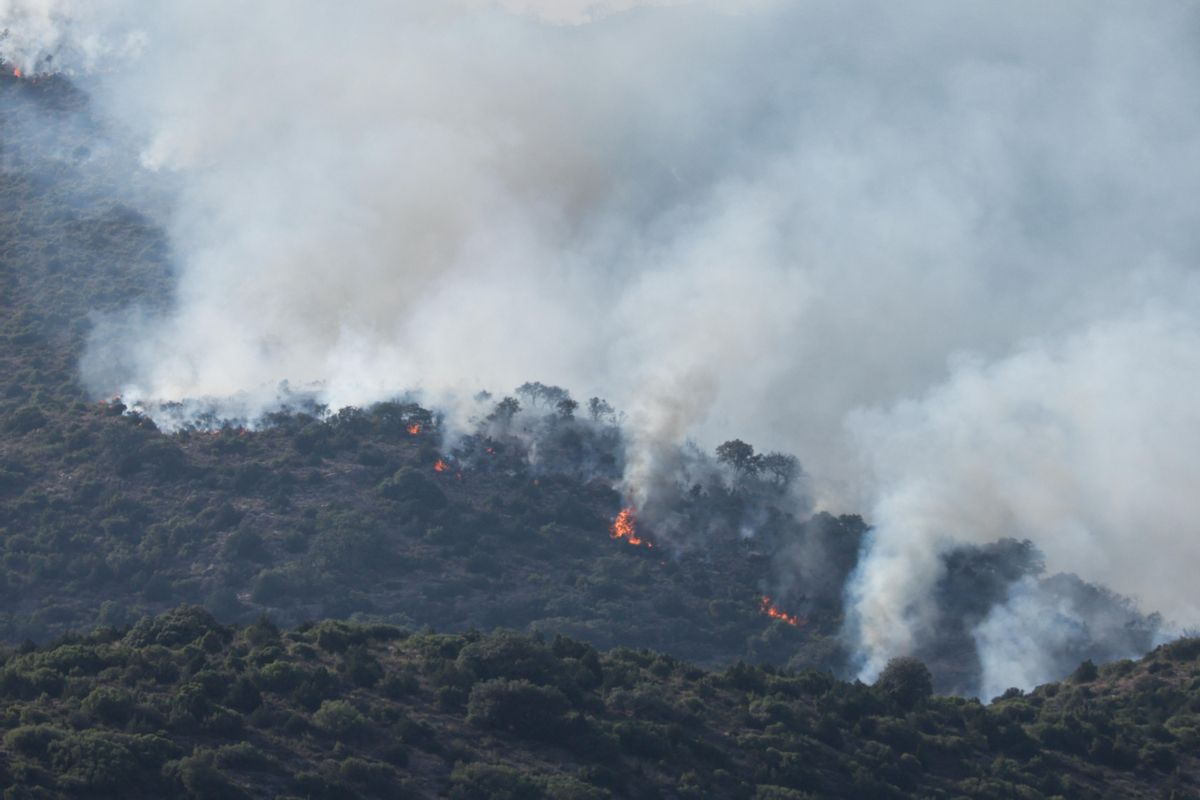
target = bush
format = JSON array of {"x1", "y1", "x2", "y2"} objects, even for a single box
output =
[
  {"x1": 125, "y1": 605, "x2": 226, "y2": 648},
  {"x1": 378, "y1": 468, "x2": 448, "y2": 509},
  {"x1": 173, "y1": 750, "x2": 248, "y2": 799},
  {"x1": 338, "y1": 757, "x2": 400, "y2": 792},
  {"x1": 467, "y1": 679, "x2": 572, "y2": 741},
  {"x1": 312, "y1": 700, "x2": 371, "y2": 741},
  {"x1": 1071, "y1": 659, "x2": 1099, "y2": 684},
  {"x1": 82, "y1": 686, "x2": 135, "y2": 725},
  {"x1": 457, "y1": 632, "x2": 561, "y2": 686},
  {"x1": 4, "y1": 724, "x2": 63, "y2": 758},
  {"x1": 6, "y1": 405, "x2": 47, "y2": 434},
  {"x1": 449, "y1": 763, "x2": 545, "y2": 800},
  {"x1": 874, "y1": 657, "x2": 933, "y2": 710},
  {"x1": 46, "y1": 731, "x2": 168, "y2": 790},
  {"x1": 214, "y1": 742, "x2": 276, "y2": 772},
  {"x1": 256, "y1": 661, "x2": 304, "y2": 693}
]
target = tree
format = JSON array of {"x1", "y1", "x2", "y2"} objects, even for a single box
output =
[
  {"x1": 587, "y1": 397, "x2": 615, "y2": 423},
  {"x1": 715, "y1": 439, "x2": 762, "y2": 475},
  {"x1": 874, "y1": 657, "x2": 933, "y2": 710},
  {"x1": 515, "y1": 382, "x2": 569, "y2": 409},
  {"x1": 556, "y1": 398, "x2": 579, "y2": 420},
  {"x1": 488, "y1": 397, "x2": 522, "y2": 426},
  {"x1": 760, "y1": 452, "x2": 800, "y2": 488}
]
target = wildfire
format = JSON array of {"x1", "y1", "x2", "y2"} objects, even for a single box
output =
[
  {"x1": 610, "y1": 507, "x2": 652, "y2": 548},
  {"x1": 759, "y1": 596, "x2": 805, "y2": 627},
  {"x1": 433, "y1": 458, "x2": 448, "y2": 473},
  {"x1": 13, "y1": 68, "x2": 22, "y2": 79},
  {"x1": 407, "y1": 423, "x2": 422, "y2": 435}
]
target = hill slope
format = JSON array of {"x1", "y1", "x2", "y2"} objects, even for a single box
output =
[
  {"x1": 0, "y1": 69, "x2": 1165, "y2": 699},
  {"x1": 1, "y1": 608, "x2": 1198, "y2": 799}
]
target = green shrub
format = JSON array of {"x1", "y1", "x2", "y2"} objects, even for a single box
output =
[
  {"x1": 874, "y1": 657, "x2": 933, "y2": 710},
  {"x1": 81, "y1": 686, "x2": 135, "y2": 725},
  {"x1": 457, "y1": 632, "x2": 561, "y2": 686},
  {"x1": 467, "y1": 679, "x2": 571, "y2": 741},
  {"x1": 312, "y1": 700, "x2": 371, "y2": 741},
  {"x1": 4, "y1": 724, "x2": 63, "y2": 758},
  {"x1": 6, "y1": 405, "x2": 47, "y2": 434},
  {"x1": 449, "y1": 763, "x2": 545, "y2": 800},
  {"x1": 214, "y1": 742, "x2": 276, "y2": 772}
]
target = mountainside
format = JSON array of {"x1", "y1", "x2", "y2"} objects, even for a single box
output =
[
  {"x1": 0, "y1": 69, "x2": 1165, "y2": 702},
  {"x1": 1, "y1": 607, "x2": 1198, "y2": 799}
]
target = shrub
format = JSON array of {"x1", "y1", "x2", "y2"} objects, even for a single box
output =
[
  {"x1": 457, "y1": 632, "x2": 561, "y2": 686},
  {"x1": 342, "y1": 645, "x2": 383, "y2": 688},
  {"x1": 256, "y1": 661, "x2": 303, "y2": 693},
  {"x1": 172, "y1": 750, "x2": 248, "y2": 799},
  {"x1": 6, "y1": 405, "x2": 47, "y2": 434},
  {"x1": 380, "y1": 670, "x2": 420, "y2": 699},
  {"x1": 225, "y1": 676, "x2": 263, "y2": 713},
  {"x1": 467, "y1": 679, "x2": 572, "y2": 741},
  {"x1": 874, "y1": 657, "x2": 933, "y2": 710},
  {"x1": 1071, "y1": 659, "x2": 1099, "y2": 684},
  {"x1": 4, "y1": 724, "x2": 63, "y2": 758},
  {"x1": 449, "y1": 763, "x2": 545, "y2": 800},
  {"x1": 378, "y1": 468, "x2": 448, "y2": 509},
  {"x1": 312, "y1": 700, "x2": 371, "y2": 741},
  {"x1": 125, "y1": 605, "x2": 226, "y2": 648},
  {"x1": 47, "y1": 731, "x2": 152, "y2": 790},
  {"x1": 338, "y1": 757, "x2": 400, "y2": 792},
  {"x1": 214, "y1": 742, "x2": 276, "y2": 772},
  {"x1": 81, "y1": 686, "x2": 135, "y2": 725}
]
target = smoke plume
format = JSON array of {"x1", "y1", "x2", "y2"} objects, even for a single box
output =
[{"x1": 5, "y1": 0, "x2": 1200, "y2": 691}]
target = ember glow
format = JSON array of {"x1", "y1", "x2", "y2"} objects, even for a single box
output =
[
  {"x1": 759, "y1": 596, "x2": 804, "y2": 627},
  {"x1": 12, "y1": 67, "x2": 21, "y2": 79},
  {"x1": 610, "y1": 507, "x2": 652, "y2": 548},
  {"x1": 433, "y1": 458, "x2": 448, "y2": 473},
  {"x1": 406, "y1": 423, "x2": 421, "y2": 435}
]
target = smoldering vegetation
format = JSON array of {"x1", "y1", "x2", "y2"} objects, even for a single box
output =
[
  {"x1": 2, "y1": 2, "x2": 1196, "y2": 701},
  {"x1": 141, "y1": 381, "x2": 1162, "y2": 698}
]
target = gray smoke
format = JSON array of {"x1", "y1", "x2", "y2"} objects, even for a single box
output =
[{"x1": 4, "y1": 0, "x2": 1200, "y2": 691}]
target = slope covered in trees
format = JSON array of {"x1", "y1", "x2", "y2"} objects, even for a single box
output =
[
  {"x1": 1, "y1": 607, "x2": 1198, "y2": 799},
  {"x1": 0, "y1": 68, "x2": 1164, "y2": 700}
]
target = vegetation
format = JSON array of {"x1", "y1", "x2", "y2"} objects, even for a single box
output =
[
  {"x1": 0, "y1": 609, "x2": 1197, "y2": 799},
  {"x1": 3, "y1": 66, "x2": 1198, "y2": 800},
  {"x1": 0, "y1": 73, "x2": 853, "y2": 675}
]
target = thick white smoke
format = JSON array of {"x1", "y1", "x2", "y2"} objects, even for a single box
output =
[{"x1": 5, "y1": 0, "x2": 1200, "y2": 688}]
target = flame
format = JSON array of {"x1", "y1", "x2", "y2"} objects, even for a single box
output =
[
  {"x1": 407, "y1": 423, "x2": 421, "y2": 435},
  {"x1": 12, "y1": 67, "x2": 22, "y2": 79},
  {"x1": 434, "y1": 458, "x2": 448, "y2": 473},
  {"x1": 759, "y1": 596, "x2": 805, "y2": 627},
  {"x1": 611, "y1": 507, "x2": 652, "y2": 548}
]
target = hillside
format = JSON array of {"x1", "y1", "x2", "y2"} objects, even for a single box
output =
[
  {"x1": 0, "y1": 68, "x2": 852, "y2": 674},
  {"x1": 0, "y1": 68, "x2": 1166, "y2": 701},
  {"x1": 1, "y1": 607, "x2": 1198, "y2": 799}
]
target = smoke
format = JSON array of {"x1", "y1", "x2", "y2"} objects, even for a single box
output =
[
  {"x1": 5, "y1": 0, "x2": 1200, "y2": 689},
  {"x1": 847, "y1": 313, "x2": 1199, "y2": 683}
]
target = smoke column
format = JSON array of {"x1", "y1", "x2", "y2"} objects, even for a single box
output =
[{"x1": 5, "y1": 0, "x2": 1200, "y2": 689}]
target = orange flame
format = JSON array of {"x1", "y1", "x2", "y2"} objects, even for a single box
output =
[
  {"x1": 611, "y1": 507, "x2": 652, "y2": 548},
  {"x1": 13, "y1": 68, "x2": 22, "y2": 79},
  {"x1": 759, "y1": 596, "x2": 805, "y2": 627},
  {"x1": 434, "y1": 458, "x2": 448, "y2": 473},
  {"x1": 407, "y1": 423, "x2": 421, "y2": 435}
]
